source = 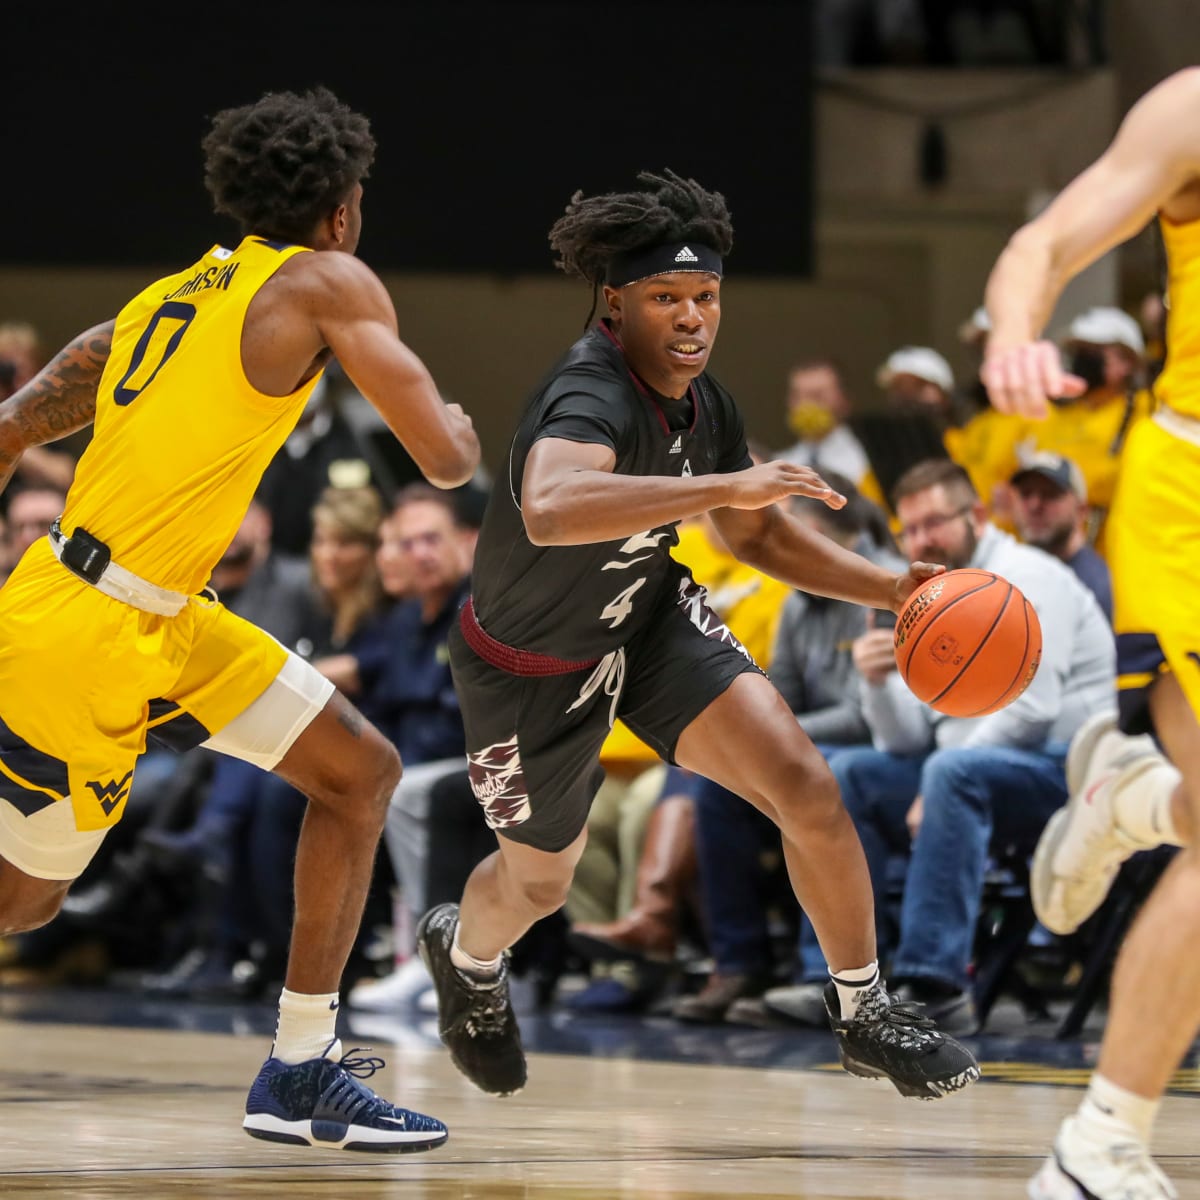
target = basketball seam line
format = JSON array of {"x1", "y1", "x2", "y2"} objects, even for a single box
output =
[
  {"x1": 964, "y1": 594, "x2": 1034, "y2": 718},
  {"x1": 930, "y1": 580, "x2": 1014, "y2": 708},
  {"x1": 899, "y1": 576, "x2": 997, "y2": 675}
]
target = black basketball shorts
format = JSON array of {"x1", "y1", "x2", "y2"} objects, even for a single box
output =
[{"x1": 449, "y1": 576, "x2": 763, "y2": 853}]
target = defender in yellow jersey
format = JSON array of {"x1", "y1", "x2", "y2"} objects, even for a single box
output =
[
  {"x1": 982, "y1": 67, "x2": 1200, "y2": 1200},
  {"x1": 0, "y1": 88, "x2": 478, "y2": 1152}
]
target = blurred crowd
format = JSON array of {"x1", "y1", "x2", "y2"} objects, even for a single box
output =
[{"x1": 0, "y1": 294, "x2": 1163, "y2": 1035}]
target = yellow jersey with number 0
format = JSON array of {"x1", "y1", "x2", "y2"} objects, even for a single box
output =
[{"x1": 62, "y1": 236, "x2": 322, "y2": 594}]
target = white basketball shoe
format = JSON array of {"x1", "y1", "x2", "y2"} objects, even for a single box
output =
[
  {"x1": 347, "y1": 957, "x2": 433, "y2": 1011},
  {"x1": 1032, "y1": 713, "x2": 1167, "y2": 936},
  {"x1": 1028, "y1": 1116, "x2": 1176, "y2": 1200}
]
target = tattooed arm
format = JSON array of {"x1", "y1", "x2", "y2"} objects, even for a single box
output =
[{"x1": 0, "y1": 321, "x2": 113, "y2": 495}]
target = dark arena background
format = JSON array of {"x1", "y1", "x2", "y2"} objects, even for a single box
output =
[{"x1": 3, "y1": 3, "x2": 815, "y2": 277}]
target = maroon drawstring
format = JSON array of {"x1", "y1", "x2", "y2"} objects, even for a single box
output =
[{"x1": 460, "y1": 596, "x2": 600, "y2": 677}]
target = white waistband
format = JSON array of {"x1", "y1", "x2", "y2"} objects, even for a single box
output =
[
  {"x1": 47, "y1": 531, "x2": 188, "y2": 617},
  {"x1": 1153, "y1": 405, "x2": 1200, "y2": 448}
]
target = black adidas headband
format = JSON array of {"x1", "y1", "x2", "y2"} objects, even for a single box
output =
[{"x1": 605, "y1": 242, "x2": 723, "y2": 288}]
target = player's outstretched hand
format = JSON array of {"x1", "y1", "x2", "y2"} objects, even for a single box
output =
[
  {"x1": 890, "y1": 560, "x2": 946, "y2": 613},
  {"x1": 725, "y1": 462, "x2": 847, "y2": 511},
  {"x1": 981, "y1": 339, "x2": 1087, "y2": 418}
]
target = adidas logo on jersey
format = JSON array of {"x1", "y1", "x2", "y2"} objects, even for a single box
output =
[
  {"x1": 669, "y1": 434, "x2": 683, "y2": 454},
  {"x1": 674, "y1": 246, "x2": 699, "y2": 263}
]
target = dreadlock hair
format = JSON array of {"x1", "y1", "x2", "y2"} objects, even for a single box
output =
[
  {"x1": 548, "y1": 168, "x2": 734, "y2": 289},
  {"x1": 202, "y1": 86, "x2": 376, "y2": 244}
]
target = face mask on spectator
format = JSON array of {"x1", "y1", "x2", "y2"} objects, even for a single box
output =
[
  {"x1": 788, "y1": 401, "x2": 837, "y2": 440},
  {"x1": 1066, "y1": 346, "x2": 1107, "y2": 392}
]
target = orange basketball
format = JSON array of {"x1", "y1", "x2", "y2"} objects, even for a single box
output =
[{"x1": 893, "y1": 568, "x2": 1042, "y2": 718}]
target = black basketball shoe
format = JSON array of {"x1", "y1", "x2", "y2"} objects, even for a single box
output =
[
  {"x1": 824, "y1": 981, "x2": 980, "y2": 1100},
  {"x1": 416, "y1": 902, "x2": 527, "y2": 1097}
]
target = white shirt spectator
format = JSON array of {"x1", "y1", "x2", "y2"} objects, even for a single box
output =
[{"x1": 776, "y1": 425, "x2": 870, "y2": 484}]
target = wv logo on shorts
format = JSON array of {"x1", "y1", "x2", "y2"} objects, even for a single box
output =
[
  {"x1": 84, "y1": 770, "x2": 134, "y2": 816},
  {"x1": 467, "y1": 736, "x2": 532, "y2": 830}
]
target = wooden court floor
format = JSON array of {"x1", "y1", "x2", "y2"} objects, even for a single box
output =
[{"x1": 3, "y1": 1013, "x2": 1199, "y2": 1199}]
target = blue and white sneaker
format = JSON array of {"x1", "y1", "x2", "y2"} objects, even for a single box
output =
[{"x1": 243, "y1": 1041, "x2": 448, "y2": 1152}]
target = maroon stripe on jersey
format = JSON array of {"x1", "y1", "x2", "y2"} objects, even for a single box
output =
[
  {"x1": 595, "y1": 322, "x2": 700, "y2": 437},
  {"x1": 461, "y1": 597, "x2": 601, "y2": 677}
]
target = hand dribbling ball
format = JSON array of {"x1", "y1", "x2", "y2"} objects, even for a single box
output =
[{"x1": 893, "y1": 568, "x2": 1042, "y2": 717}]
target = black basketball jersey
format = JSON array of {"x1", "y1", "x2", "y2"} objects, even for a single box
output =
[{"x1": 470, "y1": 321, "x2": 752, "y2": 661}]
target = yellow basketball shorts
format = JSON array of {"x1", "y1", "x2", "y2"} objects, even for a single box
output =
[
  {"x1": 0, "y1": 539, "x2": 330, "y2": 879},
  {"x1": 1108, "y1": 413, "x2": 1200, "y2": 734}
]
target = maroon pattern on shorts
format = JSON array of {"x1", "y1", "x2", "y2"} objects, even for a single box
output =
[
  {"x1": 676, "y1": 577, "x2": 753, "y2": 659},
  {"x1": 467, "y1": 735, "x2": 533, "y2": 829}
]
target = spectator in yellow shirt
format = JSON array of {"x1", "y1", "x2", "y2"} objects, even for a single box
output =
[
  {"x1": 1011, "y1": 306, "x2": 1154, "y2": 551},
  {"x1": 857, "y1": 345, "x2": 1020, "y2": 523}
]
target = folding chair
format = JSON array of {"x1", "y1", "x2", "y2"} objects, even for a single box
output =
[{"x1": 1055, "y1": 846, "x2": 1179, "y2": 1038}]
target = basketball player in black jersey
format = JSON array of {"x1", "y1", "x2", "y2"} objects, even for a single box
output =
[{"x1": 417, "y1": 170, "x2": 980, "y2": 1103}]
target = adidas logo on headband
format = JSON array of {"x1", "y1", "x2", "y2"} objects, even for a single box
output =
[{"x1": 605, "y1": 242, "x2": 723, "y2": 286}]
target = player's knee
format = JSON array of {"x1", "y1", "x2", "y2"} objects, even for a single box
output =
[
  {"x1": 772, "y1": 749, "x2": 841, "y2": 832},
  {"x1": 1, "y1": 905, "x2": 56, "y2": 936},
  {"x1": 357, "y1": 737, "x2": 402, "y2": 824},
  {"x1": 516, "y1": 873, "x2": 573, "y2": 916},
  {"x1": 0, "y1": 875, "x2": 68, "y2": 935},
  {"x1": 373, "y1": 739, "x2": 403, "y2": 800},
  {"x1": 306, "y1": 730, "x2": 400, "y2": 826}
]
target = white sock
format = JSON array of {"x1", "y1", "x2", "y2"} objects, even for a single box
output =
[
  {"x1": 830, "y1": 961, "x2": 880, "y2": 1020},
  {"x1": 272, "y1": 987, "x2": 341, "y2": 1064},
  {"x1": 1113, "y1": 763, "x2": 1186, "y2": 849},
  {"x1": 450, "y1": 924, "x2": 502, "y2": 980},
  {"x1": 1076, "y1": 1073, "x2": 1160, "y2": 1147}
]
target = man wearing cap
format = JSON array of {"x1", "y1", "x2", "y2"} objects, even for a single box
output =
[
  {"x1": 1010, "y1": 451, "x2": 1113, "y2": 622},
  {"x1": 877, "y1": 345, "x2": 957, "y2": 411},
  {"x1": 856, "y1": 345, "x2": 1020, "y2": 522},
  {"x1": 1065, "y1": 306, "x2": 1146, "y2": 396},
  {"x1": 1012, "y1": 306, "x2": 1153, "y2": 551},
  {"x1": 854, "y1": 346, "x2": 955, "y2": 516}
]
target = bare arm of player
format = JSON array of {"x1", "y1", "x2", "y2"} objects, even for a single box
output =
[
  {"x1": 308, "y1": 255, "x2": 480, "y2": 489},
  {"x1": 521, "y1": 437, "x2": 841, "y2": 546},
  {"x1": 0, "y1": 320, "x2": 113, "y2": 495},
  {"x1": 983, "y1": 67, "x2": 1200, "y2": 417},
  {"x1": 710, "y1": 503, "x2": 944, "y2": 614}
]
